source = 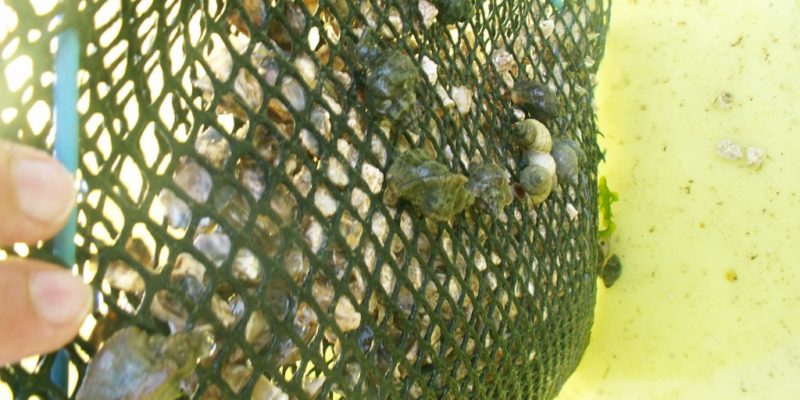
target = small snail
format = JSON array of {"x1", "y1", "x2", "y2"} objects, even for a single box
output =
[
  {"x1": 520, "y1": 164, "x2": 553, "y2": 205},
  {"x1": 512, "y1": 119, "x2": 552, "y2": 152},
  {"x1": 366, "y1": 50, "x2": 420, "y2": 121},
  {"x1": 551, "y1": 138, "x2": 582, "y2": 185},
  {"x1": 431, "y1": 0, "x2": 476, "y2": 24},
  {"x1": 524, "y1": 150, "x2": 557, "y2": 177},
  {"x1": 600, "y1": 254, "x2": 622, "y2": 288},
  {"x1": 511, "y1": 80, "x2": 559, "y2": 120},
  {"x1": 560, "y1": 137, "x2": 587, "y2": 163},
  {"x1": 385, "y1": 149, "x2": 475, "y2": 221},
  {"x1": 466, "y1": 163, "x2": 513, "y2": 215}
]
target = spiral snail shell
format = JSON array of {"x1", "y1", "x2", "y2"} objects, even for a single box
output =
[
  {"x1": 511, "y1": 80, "x2": 559, "y2": 120},
  {"x1": 512, "y1": 119, "x2": 552, "y2": 153},
  {"x1": 524, "y1": 150, "x2": 557, "y2": 177},
  {"x1": 551, "y1": 138, "x2": 584, "y2": 185},
  {"x1": 520, "y1": 164, "x2": 553, "y2": 205}
]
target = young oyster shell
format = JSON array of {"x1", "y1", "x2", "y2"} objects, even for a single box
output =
[
  {"x1": 366, "y1": 51, "x2": 420, "y2": 121},
  {"x1": 76, "y1": 327, "x2": 213, "y2": 400},
  {"x1": 431, "y1": 0, "x2": 476, "y2": 24},
  {"x1": 466, "y1": 163, "x2": 513, "y2": 215},
  {"x1": 511, "y1": 81, "x2": 559, "y2": 120},
  {"x1": 385, "y1": 149, "x2": 475, "y2": 222}
]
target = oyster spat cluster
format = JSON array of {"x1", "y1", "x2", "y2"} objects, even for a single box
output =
[
  {"x1": 76, "y1": 328, "x2": 214, "y2": 400},
  {"x1": 385, "y1": 149, "x2": 475, "y2": 222}
]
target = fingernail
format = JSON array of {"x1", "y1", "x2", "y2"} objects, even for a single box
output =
[
  {"x1": 13, "y1": 157, "x2": 75, "y2": 224},
  {"x1": 29, "y1": 270, "x2": 92, "y2": 325}
]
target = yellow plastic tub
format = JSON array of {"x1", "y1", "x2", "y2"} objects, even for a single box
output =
[{"x1": 560, "y1": 1, "x2": 800, "y2": 398}]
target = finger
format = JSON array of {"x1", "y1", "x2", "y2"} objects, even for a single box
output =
[
  {"x1": 0, "y1": 140, "x2": 76, "y2": 245},
  {"x1": 0, "y1": 258, "x2": 92, "y2": 365}
]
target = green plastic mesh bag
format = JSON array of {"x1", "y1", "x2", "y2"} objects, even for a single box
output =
[{"x1": 0, "y1": 0, "x2": 610, "y2": 398}]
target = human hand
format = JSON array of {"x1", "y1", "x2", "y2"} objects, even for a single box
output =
[{"x1": 0, "y1": 140, "x2": 91, "y2": 364}]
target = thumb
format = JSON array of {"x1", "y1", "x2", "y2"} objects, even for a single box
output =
[
  {"x1": 0, "y1": 140, "x2": 76, "y2": 245},
  {"x1": 0, "y1": 259, "x2": 92, "y2": 365}
]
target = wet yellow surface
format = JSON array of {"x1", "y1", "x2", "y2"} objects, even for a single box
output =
[{"x1": 559, "y1": 1, "x2": 800, "y2": 398}]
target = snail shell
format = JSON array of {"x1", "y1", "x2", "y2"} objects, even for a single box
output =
[
  {"x1": 511, "y1": 80, "x2": 559, "y2": 120},
  {"x1": 512, "y1": 119, "x2": 552, "y2": 153},
  {"x1": 562, "y1": 137, "x2": 586, "y2": 162},
  {"x1": 524, "y1": 150, "x2": 557, "y2": 177},
  {"x1": 551, "y1": 139, "x2": 581, "y2": 185},
  {"x1": 520, "y1": 164, "x2": 553, "y2": 205}
]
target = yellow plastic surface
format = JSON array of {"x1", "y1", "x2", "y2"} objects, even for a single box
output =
[{"x1": 559, "y1": 1, "x2": 800, "y2": 398}]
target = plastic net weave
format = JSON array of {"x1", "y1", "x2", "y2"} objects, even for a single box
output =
[{"x1": 0, "y1": 0, "x2": 610, "y2": 398}]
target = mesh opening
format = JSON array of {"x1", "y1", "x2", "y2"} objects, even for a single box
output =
[{"x1": 0, "y1": 0, "x2": 610, "y2": 398}]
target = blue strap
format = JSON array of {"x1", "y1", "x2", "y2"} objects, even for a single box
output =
[{"x1": 51, "y1": 27, "x2": 79, "y2": 393}]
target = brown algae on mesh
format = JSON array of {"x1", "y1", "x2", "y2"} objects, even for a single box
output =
[
  {"x1": 76, "y1": 327, "x2": 214, "y2": 400},
  {"x1": 385, "y1": 149, "x2": 475, "y2": 221}
]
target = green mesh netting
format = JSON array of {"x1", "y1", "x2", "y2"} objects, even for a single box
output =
[{"x1": 0, "y1": 0, "x2": 610, "y2": 398}]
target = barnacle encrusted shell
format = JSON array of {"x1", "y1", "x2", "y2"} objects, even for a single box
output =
[
  {"x1": 466, "y1": 163, "x2": 513, "y2": 215},
  {"x1": 520, "y1": 164, "x2": 553, "y2": 205},
  {"x1": 511, "y1": 81, "x2": 559, "y2": 120},
  {"x1": 386, "y1": 149, "x2": 475, "y2": 221},
  {"x1": 76, "y1": 327, "x2": 213, "y2": 400},
  {"x1": 366, "y1": 50, "x2": 420, "y2": 121},
  {"x1": 512, "y1": 119, "x2": 552, "y2": 152}
]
